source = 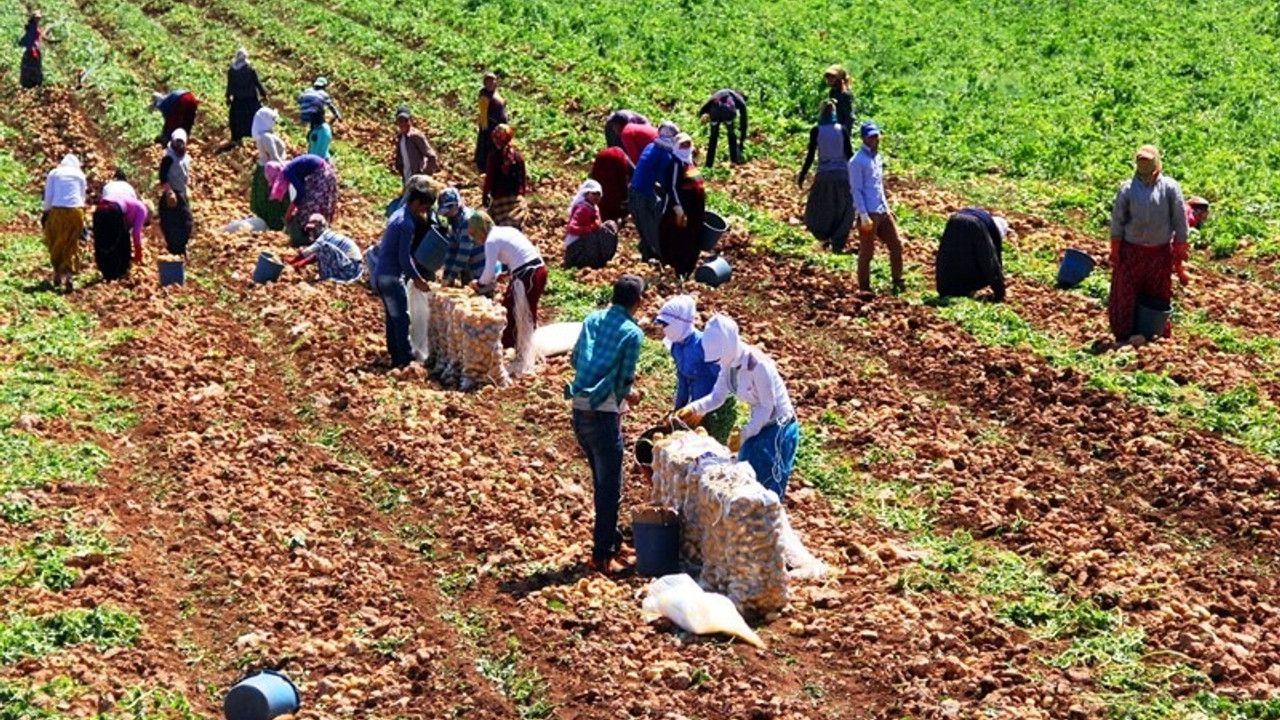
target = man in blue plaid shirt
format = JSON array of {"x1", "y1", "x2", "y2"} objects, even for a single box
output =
[
  {"x1": 437, "y1": 188, "x2": 486, "y2": 286},
  {"x1": 565, "y1": 274, "x2": 646, "y2": 573}
]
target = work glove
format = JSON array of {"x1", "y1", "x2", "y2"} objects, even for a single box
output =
[
  {"x1": 675, "y1": 406, "x2": 703, "y2": 427},
  {"x1": 727, "y1": 428, "x2": 742, "y2": 453},
  {"x1": 285, "y1": 203, "x2": 297, "y2": 223},
  {"x1": 858, "y1": 212, "x2": 873, "y2": 232},
  {"x1": 133, "y1": 249, "x2": 143, "y2": 264},
  {"x1": 1109, "y1": 239, "x2": 1121, "y2": 267}
]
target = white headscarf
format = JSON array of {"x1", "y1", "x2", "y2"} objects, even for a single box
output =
[
  {"x1": 673, "y1": 133, "x2": 694, "y2": 164},
  {"x1": 231, "y1": 47, "x2": 248, "y2": 70},
  {"x1": 58, "y1": 154, "x2": 82, "y2": 173},
  {"x1": 993, "y1": 216, "x2": 1009, "y2": 239},
  {"x1": 701, "y1": 314, "x2": 742, "y2": 369},
  {"x1": 567, "y1": 179, "x2": 602, "y2": 217},
  {"x1": 656, "y1": 295, "x2": 697, "y2": 345},
  {"x1": 251, "y1": 107, "x2": 278, "y2": 139},
  {"x1": 655, "y1": 120, "x2": 680, "y2": 151}
]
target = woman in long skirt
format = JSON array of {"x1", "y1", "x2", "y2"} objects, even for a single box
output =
[
  {"x1": 93, "y1": 195, "x2": 148, "y2": 281},
  {"x1": 158, "y1": 130, "x2": 194, "y2": 255},
  {"x1": 250, "y1": 108, "x2": 288, "y2": 229},
  {"x1": 17, "y1": 12, "x2": 45, "y2": 89},
  {"x1": 267, "y1": 154, "x2": 338, "y2": 246},
  {"x1": 223, "y1": 48, "x2": 268, "y2": 150},
  {"x1": 42, "y1": 155, "x2": 87, "y2": 291},
  {"x1": 658, "y1": 134, "x2": 705, "y2": 278},
  {"x1": 483, "y1": 124, "x2": 527, "y2": 229},
  {"x1": 798, "y1": 100, "x2": 854, "y2": 252}
]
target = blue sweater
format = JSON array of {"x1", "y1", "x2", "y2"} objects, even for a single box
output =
[
  {"x1": 372, "y1": 206, "x2": 423, "y2": 281},
  {"x1": 670, "y1": 330, "x2": 721, "y2": 408}
]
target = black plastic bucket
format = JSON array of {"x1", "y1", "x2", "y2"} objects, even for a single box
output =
[{"x1": 632, "y1": 507, "x2": 680, "y2": 577}]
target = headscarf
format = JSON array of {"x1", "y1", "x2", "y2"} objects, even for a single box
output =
[
  {"x1": 1135, "y1": 144, "x2": 1161, "y2": 183},
  {"x1": 304, "y1": 213, "x2": 327, "y2": 233},
  {"x1": 265, "y1": 160, "x2": 288, "y2": 200},
  {"x1": 491, "y1": 124, "x2": 514, "y2": 147},
  {"x1": 568, "y1": 179, "x2": 602, "y2": 216},
  {"x1": 231, "y1": 47, "x2": 249, "y2": 70},
  {"x1": 437, "y1": 187, "x2": 462, "y2": 214},
  {"x1": 655, "y1": 295, "x2": 697, "y2": 345},
  {"x1": 251, "y1": 107, "x2": 278, "y2": 140},
  {"x1": 58, "y1": 154, "x2": 82, "y2": 173},
  {"x1": 993, "y1": 216, "x2": 1009, "y2": 239},
  {"x1": 701, "y1": 314, "x2": 742, "y2": 369},
  {"x1": 673, "y1": 133, "x2": 694, "y2": 164},
  {"x1": 655, "y1": 120, "x2": 681, "y2": 151},
  {"x1": 818, "y1": 99, "x2": 838, "y2": 125}
]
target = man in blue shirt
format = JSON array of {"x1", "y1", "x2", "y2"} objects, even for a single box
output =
[
  {"x1": 565, "y1": 274, "x2": 646, "y2": 573},
  {"x1": 847, "y1": 121, "x2": 904, "y2": 294},
  {"x1": 371, "y1": 177, "x2": 434, "y2": 368}
]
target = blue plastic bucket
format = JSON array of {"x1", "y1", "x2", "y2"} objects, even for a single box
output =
[
  {"x1": 1134, "y1": 294, "x2": 1172, "y2": 341},
  {"x1": 632, "y1": 507, "x2": 680, "y2": 576},
  {"x1": 412, "y1": 226, "x2": 449, "y2": 277},
  {"x1": 701, "y1": 211, "x2": 728, "y2": 252},
  {"x1": 223, "y1": 670, "x2": 300, "y2": 720},
  {"x1": 253, "y1": 252, "x2": 286, "y2": 284},
  {"x1": 694, "y1": 255, "x2": 732, "y2": 287},
  {"x1": 1056, "y1": 248, "x2": 1095, "y2": 288},
  {"x1": 158, "y1": 259, "x2": 184, "y2": 287}
]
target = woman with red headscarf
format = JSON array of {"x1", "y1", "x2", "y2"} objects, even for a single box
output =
[{"x1": 483, "y1": 124, "x2": 528, "y2": 229}]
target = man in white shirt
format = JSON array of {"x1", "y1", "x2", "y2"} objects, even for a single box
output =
[{"x1": 677, "y1": 314, "x2": 800, "y2": 500}]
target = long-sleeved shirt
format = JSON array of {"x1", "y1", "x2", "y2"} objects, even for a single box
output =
[
  {"x1": 699, "y1": 89, "x2": 748, "y2": 140},
  {"x1": 283, "y1": 155, "x2": 324, "y2": 204},
  {"x1": 565, "y1": 201, "x2": 601, "y2": 243},
  {"x1": 829, "y1": 87, "x2": 856, "y2": 133},
  {"x1": 307, "y1": 123, "x2": 332, "y2": 160},
  {"x1": 483, "y1": 147, "x2": 527, "y2": 198},
  {"x1": 1110, "y1": 174, "x2": 1189, "y2": 247},
  {"x1": 302, "y1": 228, "x2": 363, "y2": 282},
  {"x1": 43, "y1": 168, "x2": 86, "y2": 210},
  {"x1": 799, "y1": 123, "x2": 852, "y2": 181},
  {"x1": 565, "y1": 304, "x2": 644, "y2": 411},
  {"x1": 670, "y1": 330, "x2": 720, "y2": 409},
  {"x1": 620, "y1": 123, "x2": 658, "y2": 165},
  {"x1": 848, "y1": 144, "x2": 888, "y2": 216},
  {"x1": 255, "y1": 132, "x2": 286, "y2": 167},
  {"x1": 155, "y1": 90, "x2": 190, "y2": 117},
  {"x1": 226, "y1": 65, "x2": 266, "y2": 101},
  {"x1": 158, "y1": 150, "x2": 191, "y2": 195},
  {"x1": 106, "y1": 196, "x2": 149, "y2": 245},
  {"x1": 394, "y1": 128, "x2": 438, "y2": 186},
  {"x1": 689, "y1": 345, "x2": 794, "y2": 442},
  {"x1": 298, "y1": 87, "x2": 340, "y2": 122},
  {"x1": 477, "y1": 87, "x2": 507, "y2": 131},
  {"x1": 101, "y1": 180, "x2": 137, "y2": 200},
  {"x1": 478, "y1": 226, "x2": 541, "y2": 287},
  {"x1": 372, "y1": 206, "x2": 424, "y2": 281},
  {"x1": 630, "y1": 142, "x2": 680, "y2": 210},
  {"x1": 442, "y1": 208, "x2": 485, "y2": 283}
]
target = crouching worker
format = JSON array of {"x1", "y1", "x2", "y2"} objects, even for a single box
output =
[
  {"x1": 935, "y1": 208, "x2": 1009, "y2": 302},
  {"x1": 677, "y1": 314, "x2": 799, "y2": 501},
  {"x1": 285, "y1": 214, "x2": 363, "y2": 283},
  {"x1": 565, "y1": 274, "x2": 646, "y2": 574},
  {"x1": 564, "y1": 179, "x2": 619, "y2": 269}
]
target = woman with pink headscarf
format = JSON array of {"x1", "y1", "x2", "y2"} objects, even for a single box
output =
[{"x1": 266, "y1": 153, "x2": 338, "y2": 246}]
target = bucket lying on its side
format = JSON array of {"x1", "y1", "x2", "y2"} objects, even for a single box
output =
[
  {"x1": 632, "y1": 506, "x2": 681, "y2": 577},
  {"x1": 1134, "y1": 294, "x2": 1172, "y2": 341},
  {"x1": 223, "y1": 669, "x2": 300, "y2": 720},
  {"x1": 1056, "y1": 248, "x2": 1095, "y2": 288},
  {"x1": 701, "y1": 211, "x2": 729, "y2": 252},
  {"x1": 694, "y1": 255, "x2": 732, "y2": 288},
  {"x1": 158, "y1": 258, "x2": 184, "y2": 287},
  {"x1": 252, "y1": 252, "x2": 286, "y2": 284}
]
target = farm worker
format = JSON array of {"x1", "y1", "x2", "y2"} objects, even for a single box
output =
[
  {"x1": 698, "y1": 89, "x2": 748, "y2": 168},
  {"x1": 824, "y1": 64, "x2": 856, "y2": 140},
  {"x1": 654, "y1": 295, "x2": 736, "y2": 445},
  {"x1": 798, "y1": 99, "x2": 854, "y2": 252},
  {"x1": 93, "y1": 189, "x2": 148, "y2": 282},
  {"x1": 935, "y1": 208, "x2": 1009, "y2": 302},
  {"x1": 1186, "y1": 196, "x2": 1210, "y2": 229},
  {"x1": 437, "y1": 188, "x2": 485, "y2": 286},
  {"x1": 102, "y1": 168, "x2": 138, "y2": 201},
  {"x1": 658, "y1": 133, "x2": 706, "y2": 278},
  {"x1": 157, "y1": 130, "x2": 194, "y2": 256},
  {"x1": 297, "y1": 77, "x2": 341, "y2": 125},
  {"x1": 628, "y1": 120, "x2": 681, "y2": 261},
  {"x1": 620, "y1": 121, "x2": 659, "y2": 166},
  {"x1": 471, "y1": 210, "x2": 547, "y2": 351},
  {"x1": 589, "y1": 146, "x2": 632, "y2": 224},
  {"x1": 266, "y1": 154, "x2": 338, "y2": 247},
  {"x1": 371, "y1": 176, "x2": 434, "y2": 368},
  {"x1": 17, "y1": 11, "x2": 48, "y2": 89},
  {"x1": 306, "y1": 107, "x2": 333, "y2": 161},
  {"x1": 474, "y1": 71, "x2": 508, "y2": 172},
  {"x1": 677, "y1": 314, "x2": 800, "y2": 501},
  {"x1": 482, "y1": 124, "x2": 528, "y2": 229},
  {"x1": 604, "y1": 109, "x2": 651, "y2": 150},
  {"x1": 1108, "y1": 144, "x2": 1189, "y2": 342},
  {"x1": 152, "y1": 89, "x2": 199, "y2": 146},
  {"x1": 393, "y1": 107, "x2": 439, "y2": 188},
  {"x1": 564, "y1": 179, "x2": 620, "y2": 270},
  {"x1": 848, "y1": 121, "x2": 904, "y2": 294},
  {"x1": 250, "y1": 108, "x2": 288, "y2": 230},
  {"x1": 219, "y1": 47, "x2": 268, "y2": 153},
  {"x1": 41, "y1": 154, "x2": 87, "y2": 292},
  {"x1": 284, "y1": 214, "x2": 363, "y2": 283},
  {"x1": 564, "y1": 273, "x2": 647, "y2": 574}
]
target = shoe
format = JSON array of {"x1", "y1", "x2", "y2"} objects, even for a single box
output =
[{"x1": 891, "y1": 280, "x2": 906, "y2": 295}]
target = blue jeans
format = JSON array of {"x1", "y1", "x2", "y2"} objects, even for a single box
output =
[
  {"x1": 374, "y1": 274, "x2": 411, "y2": 367},
  {"x1": 739, "y1": 419, "x2": 800, "y2": 501},
  {"x1": 572, "y1": 409, "x2": 624, "y2": 564}
]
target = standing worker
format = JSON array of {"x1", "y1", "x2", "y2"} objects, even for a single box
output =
[
  {"x1": 628, "y1": 121, "x2": 680, "y2": 262},
  {"x1": 654, "y1": 295, "x2": 735, "y2": 445},
  {"x1": 437, "y1": 188, "x2": 484, "y2": 286},
  {"x1": 678, "y1": 314, "x2": 800, "y2": 501},
  {"x1": 848, "y1": 121, "x2": 904, "y2": 294},
  {"x1": 474, "y1": 71, "x2": 508, "y2": 172},
  {"x1": 370, "y1": 176, "x2": 434, "y2": 369},
  {"x1": 392, "y1": 107, "x2": 438, "y2": 188},
  {"x1": 157, "y1": 130, "x2": 193, "y2": 256},
  {"x1": 798, "y1": 99, "x2": 854, "y2": 252},
  {"x1": 152, "y1": 89, "x2": 199, "y2": 146},
  {"x1": 219, "y1": 47, "x2": 268, "y2": 153},
  {"x1": 823, "y1": 65, "x2": 856, "y2": 137},
  {"x1": 482, "y1": 124, "x2": 528, "y2": 229},
  {"x1": 698, "y1": 89, "x2": 747, "y2": 168},
  {"x1": 41, "y1": 155, "x2": 87, "y2": 292},
  {"x1": 298, "y1": 77, "x2": 341, "y2": 125},
  {"x1": 17, "y1": 11, "x2": 48, "y2": 89},
  {"x1": 1108, "y1": 144, "x2": 1190, "y2": 342},
  {"x1": 657, "y1": 133, "x2": 705, "y2": 278},
  {"x1": 565, "y1": 274, "x2": 646, "y2": 574},
  {"x1": 935, "y1": 208, "x2": 1008, "y2": 302}
]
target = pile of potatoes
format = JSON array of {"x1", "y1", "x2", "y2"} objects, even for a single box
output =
[{"x1": 426, "y1": 287, "x2": 508, "y2": 388}]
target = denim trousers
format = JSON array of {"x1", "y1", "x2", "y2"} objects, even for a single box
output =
[
  {"x1": 572, "y1": 409, "x2": 624, "y2": 564},
  {"x1": 375, "y1": 274, "x2": 411, "y2": 367}
]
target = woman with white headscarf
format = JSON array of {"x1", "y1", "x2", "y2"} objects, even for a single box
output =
[
  {"x1": 157, "y1": 129, "x2": 194, "y2": 255},
  {"x1": 563, "y1": 179, "x2": 619, "y2": 269},
  {"x1": 250, "y1": 107, "x2": 288, "y2": 230},
  {"x1": 655, "y1": 296, "x2": 736, "y2": 444},
  {"x1": 41, "y1": 155, "x2": 87, "y2": 291},
  {"x1": 222, "y1": 47, "x2": 268, "y2": 151},
  {"x1": 677, "y1": 314, "x2": 800, "y2": 501},
  {"x1": 657, "y1": 133, "x2": 705, "y2": 278}
]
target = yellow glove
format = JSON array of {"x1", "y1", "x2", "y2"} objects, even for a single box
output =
[
  {"x1": 675, "y1": 406, "x2": 703, "y2": 427},
  {"x1": 727, "y1": 428, "x2": 742, "y2": 453}
]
